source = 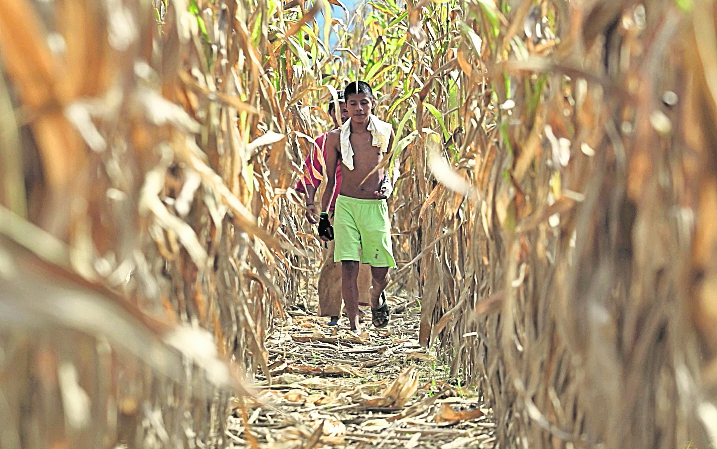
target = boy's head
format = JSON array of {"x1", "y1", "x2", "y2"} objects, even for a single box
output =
[
  {"x1": 344, "y1": 81, "x2": 374, "y2": 101},
  {"x1": 327, "y1": 91, "x2": 348, "y2": 126},
  {"x1": 327, "y1": 91, "x2": 344, "y2": 115},
  {"x1": 344, "y1": 81, "x2": 375, "y2": 123}
]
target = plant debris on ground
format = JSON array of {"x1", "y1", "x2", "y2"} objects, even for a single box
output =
[{"x1": 227, "y1": 293, "x2": 495, "y2": 449}]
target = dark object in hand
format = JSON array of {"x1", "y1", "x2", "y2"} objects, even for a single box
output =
[
  {"x1": 378, "y1": 174, "x2": 393, "y2": 198},
  {"x1": 318, "y1": 213, "x2": 334, "y2": 240}
]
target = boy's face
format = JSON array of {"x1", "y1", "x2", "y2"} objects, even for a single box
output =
[
  {"x1": 329, "y1": 102, "x2": 350, "y2": 127},
  {"x1": 346, "y1": 93, "x2": 374, "y2": 124},
  {"x1": 339, "y1": 102, "x2": 350, "y2": 124}
]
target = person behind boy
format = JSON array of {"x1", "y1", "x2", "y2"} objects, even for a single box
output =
[
  {"x1": 318, "y1": 81, "x2": 398, "y2": 332},
  {"x1": 295, "y1": 91, "x2": 372, "y2": 325}
]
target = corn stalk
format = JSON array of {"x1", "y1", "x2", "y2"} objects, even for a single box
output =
[{"x1": 418, "y1": 0, "x2": 717, "y2": 448}]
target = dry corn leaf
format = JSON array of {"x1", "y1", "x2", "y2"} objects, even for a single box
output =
[
  {"x1": 405, "y1": 351, "x2": 435, "y2": 363},
  {"x1": 302, "y1": 419, "x2": 324, "y2": 449},
  {"x1": 434, "y1": 403, "x2": 484, "y2": 423},
  {"x1": 360, "y1": 418, "x2": 390, "y2": 431},
  {"x1": 316, "y1": 416, "x2": 346, "y2": 437},
  {"x1": 305, "y1": 393, "x2": 325, "y2": 405},
  {"x1": 322, "y1": 364, "x2": 361, "y2": 377},
  {"x1": 287, "y1": 365, "x2": 323, "y2": 375},
  {"x1": 362, "y1": 366, "x2": 418, "y2": 408},
  {"x1": 284, "y1": 389, "x2": 308, "y2": 403}
]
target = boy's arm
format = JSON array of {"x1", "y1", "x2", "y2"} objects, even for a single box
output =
[
  {"x1": 320, "y1": 131, "x2": 339, "y2": 213},
  {"x1": 304, "y1": 184, "x2": 318, "y2": 224},
  {"x1": 300, "y1": 134, "x2": 327, "y2": 224},
  {"x1": 318, "y1": 131, "x2": 339, "y2": 241}
]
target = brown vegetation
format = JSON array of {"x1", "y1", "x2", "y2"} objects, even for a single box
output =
[{"x1": 2, "y1": 0, "x2": 717, "y2": 447}]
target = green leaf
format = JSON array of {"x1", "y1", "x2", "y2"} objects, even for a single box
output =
[
  {"x1": 394, "y1": 104, "x2": 415, "y2": 144},
  {"x1": 251, "y1": 10, "x2": 263, "y2": 46},
  {"x1": 188, "y1": 0, "x2": 199, "y2": 14},
  {"x1": 675, "y1": 0, "x2": 692, "y2": 11},
  {"x1": 370, "y1": 0, "x2": 400, "y2": 15},
  {"x1": 387, "y1": 89, "x2": 417, "y2": 118},
  {"x1": 197, "y1": 15, "x2": 209, "y2": 42},
  {"x1": 388, "y1": 105, "x2": 417, "y2": 174},
  {"x1": 459, "y1": 22, "x2": 484, "y2": 59},
  {"x1": 527, "y1": 74, "x2": 547, "y2": 121},
  {"x1": 391, "y1": 130, "x2": 419, "y2": 175},
  {"x1": 285, "y1": 35, "x2": 312, "y2": 69},
  {"x1": 322, "y1": 0, "x2": 332, "y2": 49},
  {"x1": 499, "y1": 120, "x2": 513, "y2": 156},
  {"x1": 386, "y1": 10, "x2": 408, "y2": 28},
  {"x1": 301, "y1": 25, "x2": 328, "y2": 59},
  {"x1": 475, "y1": 0, "x2": 499, "y2": 29},
  {"x1": 423, "y1": 102, "x2": 450, "y2": 141},
  {"x1": 244, "y1": 163, "x2": 254, "y2": 196}
]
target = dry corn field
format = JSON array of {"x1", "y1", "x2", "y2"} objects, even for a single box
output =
[{"x1": 2, "y1": 0, "x2": 717, "y2": 448}]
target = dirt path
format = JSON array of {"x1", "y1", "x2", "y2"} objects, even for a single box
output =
[{"x1": 227, "y1": 295, "x2": 496, "y2": 448}]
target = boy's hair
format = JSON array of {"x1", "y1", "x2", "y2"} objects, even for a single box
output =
[
  {"x1": 327, "y1": 91, "x2": 345, "y2": 114},
  {"x1": 344, "y1": 81, "x2": 374, "y2": 100}
]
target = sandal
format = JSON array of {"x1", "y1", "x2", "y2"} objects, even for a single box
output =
[
  {"x1": 328, "y1": 316, "x2": 340, "y2": 326},
  {"x1": 371, "y1": 292, "x2": 390, "y2": 328}
]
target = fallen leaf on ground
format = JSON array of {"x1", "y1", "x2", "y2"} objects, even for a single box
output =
[
  {"x1": 441, "y1": 437, "x2": 481, "y2": 449},
  {"x1": 323, "y1": 364, "x2": 361, "y2": 377},
  {"x1": 268, "y1": 358, "x2": 286, "y2": 370},
  {"x1": 257, "y1": 389, "x2": 285, "y2": 403},
  {"x1": 274, "y1": 373, "x2": 304, "y2": 384},
  {"x1": 305, "y1": 393, "x2": 325, "y2": 405},
  {"x1": 362, "y1": 366, "x2": 418, "y2": 408},
  {"x1": 434, "y1": 403, "x2": 484, "y2": 423},
  {"x1": 406, "y1": 432, "x2": 422, "y2": 448},
  {"x1": 288, "y1": 364, "x2": 361, "y2": 377},
  {"x1": 269, "y1": 361, "x2": 288, "y2": 376},
  {"x1": 387, "y1": 389, "x2": 442, "y2": 422},
  {"x1": 349, "y1": 379, "x2": 390, "y2": 395},
  {"x1": 316, "y1": 416, "x2": 346, "y2": 436},
  {"x1": 232, "y1": 392, "x2": 269, "y2": 409},
  {"x1": 287, "y1": 365, "x2": 323, "y2": 375},
  {"x1": 321, "y1": 436, "x2": 346, "y2": 445},
  {"x1": 406, "y1": 351, "x2": 435, "y2": 362},
  {"x1": 299, "y1": 377, "x2": 339, "y2": 390},
  {"x1": 284, "y1": 389, "x2": 308, "y2": 403},
  {"x1": 341, "y1": 332, "x2": 369, "y2": 344},
  {"x1": 360, "y1": 418, "x2": 390, "y2": 431},
  {"x1": 303, "y1": 420, "x2": 324, "y2": 449},
  {"x1": 343, "y1": 345, "x2": 387, "y2": 354},
  {"x1": 291, "y1": 332, "x2": 322, "y2": 342}
]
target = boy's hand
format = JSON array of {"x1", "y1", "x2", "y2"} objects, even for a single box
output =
[
  {"x1": 305, "y1": 204, "x2": 318, "y2": 224},
  {"x1": 318, "y1": 212, "x2": 334, "y2": 241},
  {"x1": 374, "y1": 175, "x2": 393, "y2": 199}
]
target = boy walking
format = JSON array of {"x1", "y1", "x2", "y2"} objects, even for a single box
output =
[
  {"x1": 318, "y1": 81, "x2": 397, "y2": 332},
  {"x1": 296, "y1": 91, "x2": 372, "y2": 325}
]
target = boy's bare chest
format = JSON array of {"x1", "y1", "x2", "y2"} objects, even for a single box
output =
[
  {"x1": 350, "y1": 132, "x2": 380, "y2": 152},
  {"x1": 351, "y1": 133, "x2": 372, "y2": 147}
]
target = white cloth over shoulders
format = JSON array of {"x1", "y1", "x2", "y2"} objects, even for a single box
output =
[{"x1": 340, "y1": 114, "x2": 394, "y2": 172}]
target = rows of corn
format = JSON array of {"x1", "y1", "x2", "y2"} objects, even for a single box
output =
[{"x1": 1, "y1": 0, "x2": 717, "y2": 447}]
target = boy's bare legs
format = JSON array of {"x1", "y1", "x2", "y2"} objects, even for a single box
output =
[
  {"x1": 369, "y1": 266, "x2": 389, "y2": 308},
  {"x1": 357, "y1": 264, "x2": 372, "y2": 306},
  {"x1": 317, "y1": 242, "x2": 343, "y2": 325},
  {"x1": 341, "y1": 260, "x2": 361, "y2": 330}
]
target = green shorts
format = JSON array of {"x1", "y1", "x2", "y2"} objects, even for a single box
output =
[{"x1": 333, "y1": 195, "x2": 396, "y2": 268}]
